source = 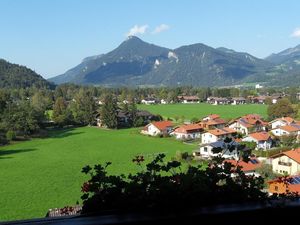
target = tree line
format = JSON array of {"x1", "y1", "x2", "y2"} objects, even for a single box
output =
[{"x1": 1, "y1": 83, "x2": 300, "y2": 145}]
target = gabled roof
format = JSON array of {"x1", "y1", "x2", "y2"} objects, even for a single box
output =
[
  {"x1": 225, "y1": 157, "x2": 261, "y2": 172},
  {"x1": 206, "y1": 127, "x2": 236, "y2": 136},
  {"x1": 174, "y1": 124, "x2": 203, "y2": 133},
  {"x1": 249, "y1": 132, "x2": 271, "y2": 141},
  {"x1": 232, "y1": 97, "x2": 246, "y2": 101},
  {"x1": 270, "y1": 117, "x2": 295, "y2": 124},
  {"x1": 151, "y1": 121, "x2": 173, "y2": 131},
  {"x1": 178, "y1": 95, "x2": 199, "y2": 100},
  {"x1": 270, "y1": 148, "x2": 300, "y2": 164},
  {"x1": 278, "y1": 124, "x2": 300, "y2": 132},
  {"x1": 232, "y1": 114, "x2": 265, "y2": 128},
  {"x1": 201, "y1": 118, "x2": 226, "y2": 126}
]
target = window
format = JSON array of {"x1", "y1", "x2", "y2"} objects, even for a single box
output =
[
  {"x1": 204, "y1": 147, "x2": 208, "y2": 152},
  {"x1": 275, "y1": 186, "x2": 279, "y2": 191}
]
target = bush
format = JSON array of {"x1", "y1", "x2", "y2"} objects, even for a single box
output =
[
  {"x1": 0, "y1": 135, "x2": 8, "y2": 145},
  {"x1": 80, "y1": 154, "x2": 268, "y2": 214},
  {"x1": 6, "y1": 130, "x2": 16, "y2": 141}
]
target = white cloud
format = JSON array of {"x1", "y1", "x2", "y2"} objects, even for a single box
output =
[
  {"x1": 291, "y1": 28, "x2": 300, "y2": 38},
  {"x1": 126, "y1": 24, "x2": 148, "y2": 37},
  {"x1": 152, "y1": 24, "x2": 170, "y2": 34}
]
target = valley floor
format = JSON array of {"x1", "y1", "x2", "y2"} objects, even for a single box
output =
[{"x1": 0, "y1": 127, "x2": 195, "y2": 221}]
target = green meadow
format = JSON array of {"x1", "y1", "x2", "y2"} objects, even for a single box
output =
[
  {"x1": 138, "y1": 103, "x2": 268, "y2": 120},
  {"x1": 0, "y1": 127, "x2": 195, "y2": 221}
]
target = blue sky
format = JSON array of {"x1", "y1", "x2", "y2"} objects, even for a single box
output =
[{"x1": 1, "y1": 0, "x2": 300, "y2": 79}]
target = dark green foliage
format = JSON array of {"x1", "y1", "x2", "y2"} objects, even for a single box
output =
[
  {"x1": 133, "y1": 117, "x2": 144, "y2": 127},
  {"x1": 0, "y1": 135, "x2": 8, "y2": 145},
  {"x1": 267, "y1": 98, "x2": 297, "y2": 120},
  {"x1": 0, "y1": 59, "x2": 53, "y2": 89},
  {"x1": 100, "y1": 94, "x2": 118, "y2": 129},
  {"x1": 70, "y1": 89, "x2": 96, "y2": 125},
  {"x1": 6, "y1": 130, "x2": 16, "y2": 141},
  {"x1": 239, "y1": 141, "x2": 257, "y2": 151},
  {"x1": 256, "y1": 163, "x2": 279, "y2": 184},
  {"x1": 280, "y1": 135, "x2": 297, "y2": 147},
  {"x1": 52, "y1": 97, "x2": 73, "y2": 127},
  {"x1": 80, "y1": 154, "x2": 267, "y2": 214},
  {"x1": 1, "y1": 100, "x2": 40, "y2": 135}
]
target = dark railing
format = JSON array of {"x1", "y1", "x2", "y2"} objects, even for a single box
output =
[
  {"x1": 2, "y1": 200, "x2": 300, "y2": 225},
  {"x1": 278, "y1": 161, "x2": 292, "y2": 166}
]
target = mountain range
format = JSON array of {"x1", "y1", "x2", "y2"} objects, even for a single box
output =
[
  {"x1": 1, "y1": 37, "x2": 300, "y2": 88},
  {"x1": 48, "y1": 36, "x2": 300, "y2": 87}
]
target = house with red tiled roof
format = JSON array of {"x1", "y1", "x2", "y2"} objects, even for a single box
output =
[
  {"x1": 199, "y1": 114, "x2": 226, "y2": 130},
  {"x1": 224, "y1": 157, "x2": 261, "y2": 176},
  {"x1": 242, "y1": 132, "x2": 273, "y2": 150},
  {"x1": 268, "y1": 175, "x2": 300, "y2": 195},
  {"x1": 177, "y1": 95, "x2": 200, "y2": 103},
  {"x1": 228, "y1": 114, "x2": 267, "y2": 135},
  {"x1": 171, "y1": 124, "x2": 203, "y2": 140},
  {"x1": 201, "y1": 127, "x2": 236, "y2": 144},
  {"x1": 271, "y1": 124, "x2": 300, "y2": 137},
  {"x1": 141, "y1": 121, "x2": 173, "y2": 136},
  {"x1": 270, "y1": 148, "x2": 300, "y2": 175},
  {"x1": 269, "y1": 117, "x2": 297, "y2": 129}
]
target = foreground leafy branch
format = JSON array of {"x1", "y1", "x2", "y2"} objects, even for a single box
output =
[{"x1": 80, "y1": 154, "x2": 270, "y2": 214}]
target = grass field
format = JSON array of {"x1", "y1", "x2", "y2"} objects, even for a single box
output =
[
  {"x1": 138, "y1": 103, "x2": 268, "y2": 120},
  {"x1": 0, "y1": 127, "x2": 195, "y2": 221}
]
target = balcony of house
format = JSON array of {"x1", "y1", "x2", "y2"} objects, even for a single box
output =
[{"x1": 278, "y1": 161, "x2": 292, "y2": 166}]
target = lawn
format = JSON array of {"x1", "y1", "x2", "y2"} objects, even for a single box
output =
[
  {"x1": 138, "y1": 103, "x2": 268, "y2": 120},
  {"x1": 0, "y1": 127, "x2": 195, "y2": 221}
]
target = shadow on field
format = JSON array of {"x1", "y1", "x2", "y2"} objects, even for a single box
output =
[
  {"x1": 0, "y1": 148, "x2": 37, "y2": 159},
  {"x1": 48, "y1": 128, "x2": 85, "y2": 139}
]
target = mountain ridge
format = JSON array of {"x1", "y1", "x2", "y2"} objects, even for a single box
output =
[
  {"x1": 0, "y1": 59, "x2": 53, "y2": 89},
  {"x1": 49, "y1": 36, "x2": 300, "y2": 87}
]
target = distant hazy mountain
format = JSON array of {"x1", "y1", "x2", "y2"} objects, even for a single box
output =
[
  {"x1": 265, "y1": 44, "x2": 300, "y2": 64},
  {"x1": 49, "y1": 36, "x2": 273, "y2": 87},
  {"x1": 0, "y1": 59, "x2": 52, "y2": 89},
  {"x1": 262, "y1": 44, "x2": 300, "y2": 86}
]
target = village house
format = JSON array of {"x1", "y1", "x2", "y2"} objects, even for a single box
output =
[
  {"x1": 177, "y1": 95, "x2": 200, "y2": 103},
  {"x1": 231, "y1": 97, "x2": 246, "y2": 105},
  {"x1": 270, "y1": 93, "x2": 283, "y2": 104},
  {"x1": 271, "y1": 124, "x2": 300, "y2": 137},
  {"x1": 269, "y1": 117, "x2": 297, "y2": 129},
  {"x1": 199, "y1": 114, "x2": 226, "y2": 130},
  {"x1": 207, "y1": 97, "x2": 230, "y2": 105},
  {"x1": 228, "y1": 114, "x2": 266, "y2": 135},
  {"x1": 242, "y1": 132, "x2": 273, "y2": 150},
  {"x1": 141, "y1": 121, "x2": 173, "y2": 136},
  {"x1": 141, "y1": 97, "x2": 158, "y2": 105},
  {"x1": 270, "y1": 148, "x2": 300, "y2": 175},
  {"x1": 201, "y1": 127, "x2": 236, "y2": 144},
  {"x1": 268, "y1": 176, "x2": 300, "y2": 195},
  {"x1": 248, "y1": 96, "x2": 266, "y2": 104},
  {"x1": 171, "y1": 124, "x2": 203, "y2": 140},
  {"x1": 196, "y1": 139, "x2": 240, "y2": 160},
  {"x1": 225, "y1": 157, "x2": 261, "y2": 176}
]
